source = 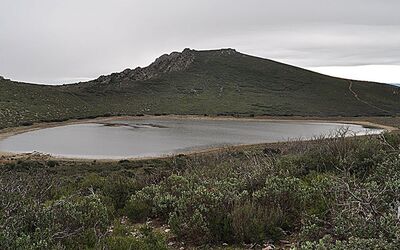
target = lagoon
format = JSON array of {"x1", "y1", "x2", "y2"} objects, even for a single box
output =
[{"x1": 0, "y1": 118, "x2": 383, "y2": 159}]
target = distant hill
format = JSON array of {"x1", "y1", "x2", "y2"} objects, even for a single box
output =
[{"x1": 1, "y1": 48, "x2": 399, "y2": 129}]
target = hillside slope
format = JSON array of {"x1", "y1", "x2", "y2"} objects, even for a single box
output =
[{"x1": 1, "y1": 49, "x2": 399, "y2": 129}]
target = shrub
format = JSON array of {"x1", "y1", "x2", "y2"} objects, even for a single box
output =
[
  {"x1": 231, "y1": 200, "x2": 281, "y2": 243},
  {"x1": 125, "y1": 185, "x2": 160, "y2": 221},
  {"x1": 253, "y1": 176, "x2": 305, "y2": 230},
  {"x1": 0, "y1": 193, "x2": 109, "y2": 249},
  {"x1": 46, "y1": 160, "x2": 58, "y2": 168},
  {"x1": 103, "y1": 174, "x2": 138, "y2": 211},
  {"x1": 169, "y1": 209, "x2": 210, "y2": 243},
  {"x1": 79, "y1": 173, "x2": 138, "y2": 214},
  {"x1": 20, "y1": 121, "x2": 33, "y2": 126}
]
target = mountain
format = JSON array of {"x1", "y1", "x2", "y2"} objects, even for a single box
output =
[{"x1": 1, "y1": 48, "x2": 399, "y2": 129}]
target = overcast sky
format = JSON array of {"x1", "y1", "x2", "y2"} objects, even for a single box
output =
[{"x1": 1, "y1": 0, "x2": 400, "y2": 84}]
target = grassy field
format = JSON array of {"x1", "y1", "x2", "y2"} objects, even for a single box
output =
[{"x1": 1, "y1": 49, "x2": 399, "y2": 130}]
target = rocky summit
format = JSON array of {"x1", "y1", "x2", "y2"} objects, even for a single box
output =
[{"x1": 94, "y1": 48, "x2": 197, "y2": 84}]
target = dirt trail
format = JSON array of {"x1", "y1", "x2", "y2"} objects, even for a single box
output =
[{"x1": 348, "y1": 80, "x2": 389, "y2": 113}]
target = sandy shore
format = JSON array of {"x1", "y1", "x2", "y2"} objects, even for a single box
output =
[{"x1": 0, "y1": 115, "x2": 398, "y2": 161}]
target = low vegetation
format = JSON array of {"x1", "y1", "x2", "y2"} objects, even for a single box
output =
[{"x1": 1, "y1": 130, "x2": 399, "y2": 249}]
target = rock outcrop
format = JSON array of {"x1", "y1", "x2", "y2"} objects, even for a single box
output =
[{"x1": 95, "y1": 48, "x2": 195, "y2": 84}]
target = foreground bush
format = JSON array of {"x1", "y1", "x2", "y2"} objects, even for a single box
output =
[{"x1": 0, "y1": 193, "x2": 109, "y2": 249}]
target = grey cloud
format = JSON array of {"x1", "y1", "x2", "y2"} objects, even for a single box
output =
[{"x1": 0, "y1": 0, "x2": 399, "y2": 84}]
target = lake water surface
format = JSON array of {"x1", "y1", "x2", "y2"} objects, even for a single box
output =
[{"x1": 0, "y1": 119, "x2": 383, "y2": 159}]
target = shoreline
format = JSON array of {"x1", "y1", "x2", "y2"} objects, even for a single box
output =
[{"x1": 0, "y1": 115, "x2": 398, "y2": 162}]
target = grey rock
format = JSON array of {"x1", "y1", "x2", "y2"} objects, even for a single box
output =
[{"x1": 93, "y1": 48, "x2": 195, "y2": 84}]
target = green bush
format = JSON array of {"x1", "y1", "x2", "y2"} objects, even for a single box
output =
[
  {"x1": 169, "y1": 209, "x2": 210, "y2": 243},
  {"x1": 46, "y1": 160, "x2": 58, "y2": 168},
  {"x1": 231, "y1": 201, "x2": 280, "y2": 243},
  {"x1": 253, "y1": 176, "x2": 304, "y2": 230},
  {"x1": 0, "y1": 193, "x2": 109, "y2": 249},
  {"x1": 103, "y1": 174, "x2": 138, "y2": 211},
  {"x1": 79, "y1": 173, "x2": 138, "y2": 214},
  {"x1": 125, "y1": 185, "x2": 160, "y2": 221}
]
